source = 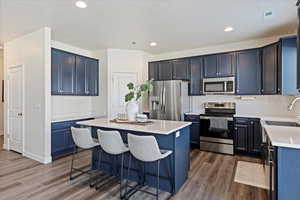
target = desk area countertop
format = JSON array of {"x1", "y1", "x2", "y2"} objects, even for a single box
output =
[{"x1": 77, "y1": 118, "x2": 192, "y2": 135}]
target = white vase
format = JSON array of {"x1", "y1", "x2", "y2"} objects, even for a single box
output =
[{"x1": 126, "y1": 101, "x2": 139, "y2": 121}]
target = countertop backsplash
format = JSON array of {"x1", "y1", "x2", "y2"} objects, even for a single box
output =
[{"x1": 190, "y1": 95, "x2": 298, "y2": 118}]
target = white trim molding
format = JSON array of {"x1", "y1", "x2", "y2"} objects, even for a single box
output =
[{"x1": 23, "y1": 151, "x2": 52, "y2": 164}]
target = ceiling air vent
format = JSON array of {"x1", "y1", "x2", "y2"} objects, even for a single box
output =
[{"x1": 264, "y1": 10, "x2": 274, "y2": 20}]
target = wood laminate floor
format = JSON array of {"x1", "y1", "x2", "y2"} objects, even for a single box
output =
[{"x1": 0, "y1": 140, "x2": 267, "y2": 200}]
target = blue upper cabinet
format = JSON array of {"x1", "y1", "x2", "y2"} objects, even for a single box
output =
[
  {"x1": 51, "y1": 48, "x2": 99, "y2": 96},
  {"x1": 203, "y1": 53, "x2": 236, "y2": 78},
  {"x1": 158, "y1": 61, "x2": 173, "y2": 80},
  {"x1": 61, "y1": 51, "x2": 76, "y2": 95},
  {"x1": 236, "y1": 49, "x2": 261, "y2": 95},
  {"x1": 51, "y1": 49, "x2": 76, "y2": 95},
  {"x1": 218, "y1": 53, "x2": 236, "y2": 77},
  {"x1": 75, "y1": 55, "x2": 86, "y2": 95},
  {"x1": 262, "y1": 43, "x2": 279, "y2": 95},
  {"x1": 172, "y1": 59, "x2": 190, "y2": 80},
  {"x1": 51, "y1": 49, "x2": 61, "y2": 95},
  {"x1": 85, "y1": 57, "x2": 99, "y2": 96},
  {"x1": 279, "y1": 36, "x2": 300, "y2": 95},
  {"x1": 148, "y1": 62, "x2": 159, "y2": 81},
  {"x1": 203, "y1": 55, "x2": 218, "y2": 78}
]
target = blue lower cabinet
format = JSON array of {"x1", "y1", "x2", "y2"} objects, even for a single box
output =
[
  {"x1": 51, "y1": 118, "x2": 94, "y2": 158},
  {"x1": 184, "y1": 114, "x2": 200, "y2": 149},
  {"x1": 277, "y1": 147, "x2": 300, "y2": 200}
]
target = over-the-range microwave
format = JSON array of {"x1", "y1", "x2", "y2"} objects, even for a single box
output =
[{"x1": 203, "y1": 77, "x2": 235, "y2": 95}]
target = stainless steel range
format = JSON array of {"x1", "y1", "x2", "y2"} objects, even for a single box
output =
[{"x1": 200, "y1": 102, "x2": 236, "y2": 155}]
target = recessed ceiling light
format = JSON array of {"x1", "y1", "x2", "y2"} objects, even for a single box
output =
[
  {"x1": 224, "y1": 26, "x2": 234, "y2": 32},
  {"x1": 150, "y1": 42, "x2": 157, "y2": 47},
  {"x1": 75, "y1": 1, "x2": 87, "y2": 8}
]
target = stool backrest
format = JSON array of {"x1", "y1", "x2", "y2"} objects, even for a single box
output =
[
  {"x1": 127, "y1": 133, "x2": 162, "y2": 162},
  {"x1": 97, "y1": 129, "x2": 128, "y2": 155},
  {"x1": 71, "y1": 127, "x2": 97, "y2": 149}
]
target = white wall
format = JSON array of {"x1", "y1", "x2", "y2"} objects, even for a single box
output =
[
  {"x1": 190, "y1": 95, "x2": 297, "y2": 117},
  {"x1": 149, "y1": 35, "x2": 290, "y2": 61},
  {"x1": 91, "y1": 49, "x2": 108, "y2": 118},
  {"x1": 51, "y1": 41, "x2": 106, "y2": 122},
  {"x1": 4, "y1": 27, "x2": 52, "y2": 163},
  {"x1": 291, "y1": 95, "x2": 300, "y2": 117},
  {"x1": 105, "y1": 49, "x2": 149, "y2": 118},
  {"x1": 0, "y1": 50, "x2": 4, "y2": 135}
]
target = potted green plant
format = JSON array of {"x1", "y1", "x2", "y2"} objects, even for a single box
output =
[{"x1": 125, "y1": 80, "x2": 152, "y2": 121}]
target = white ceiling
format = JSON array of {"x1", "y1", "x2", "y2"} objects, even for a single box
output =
[{"x1": 0, "y1": 0, "x2": 298, "y2": 54}]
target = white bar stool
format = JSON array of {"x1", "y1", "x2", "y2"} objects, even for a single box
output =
[
  {"x1": 70, "y1": 127, "x2": 100, "y2": 185},
  {"x1": 126, "y1": 133, "x2": 173, "y2": 200},
  {"x1": 97, "y1": 129, "x2": 129, "y2": 198}
]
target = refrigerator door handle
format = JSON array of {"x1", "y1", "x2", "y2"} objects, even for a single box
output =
[
  {"x1": 160, "y1": 85, "x2": 164, "y2": 111},
  {"x1": 162, "y1": 86, "x2": 166, "y2": 113},
  {"x1": 179, "y1": 82, "x2": 182, "y2": 97},
  {"x1": 163, "y1": 86, "x2": 166, "y2": 113}
]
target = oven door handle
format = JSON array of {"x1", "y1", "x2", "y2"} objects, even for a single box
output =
[{"x1": 200, "y1": 116, "x2": 233, "y2": 121}]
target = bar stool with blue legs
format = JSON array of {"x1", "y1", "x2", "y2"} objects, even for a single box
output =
[
  {"x1": 126, "y1": 133, "x2": 173, "y2": 200},
  {"x1": 70, "y1": 127, "x2": 100, "y2": 185},
  {"x1": 97, "y1": 129, "x2": 129, "y2": 198}
]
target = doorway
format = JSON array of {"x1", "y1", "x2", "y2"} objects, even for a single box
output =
[
  {"x1": 7, "y1": 65, "x2": 23, "y2": 153},
  {"x1": 111, "y1": 72, "x2": 138, "y2": 118}
]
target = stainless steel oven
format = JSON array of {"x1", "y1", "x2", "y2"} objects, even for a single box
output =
[
  {"x1": 203, "y1": 77, "x2": 235, "y2": 95},
  {"x1": 199, "y1": 102, "x2": 236, "y2": 155}
]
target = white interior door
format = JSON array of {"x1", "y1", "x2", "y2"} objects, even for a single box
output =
[
  {"x1": 111, "y1": 72, "x2": 137, "y2": 118},
  {"x1": 8, "y1": 66, "x2": 23, "y2": 153}
]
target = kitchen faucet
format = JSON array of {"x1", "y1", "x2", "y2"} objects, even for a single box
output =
[{"x1": 288, "y1": 96, "x2": 300, "y2": 111}]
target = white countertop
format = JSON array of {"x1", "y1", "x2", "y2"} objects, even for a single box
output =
[
  {"x1": 51, "y1": 115, "x2": 107, "y2": 123},
  {"x1": 77, "y1": 118, "x2": 192, "y2": 135},
  {"x1": 185, "y1": 112, "x2": 204, "y2": 115},
  {"x1": 261, "y1": 118, "x2": 300, "y2": 149},
  {"x1": 234, "y1": 114, "x2": 299, "y2": 121}
]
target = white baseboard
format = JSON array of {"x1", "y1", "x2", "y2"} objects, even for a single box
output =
[{"x1": 23, "y1": 151, "x2": 52, "y2": 164}]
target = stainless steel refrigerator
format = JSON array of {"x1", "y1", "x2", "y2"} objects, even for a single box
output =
[{"x1": 149, "y1": 80, "x2": 190, "y2": 121}]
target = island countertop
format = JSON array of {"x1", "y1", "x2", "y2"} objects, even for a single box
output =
[{"x1": 77, "y1": 118, "x2": 192, "y2": 135}]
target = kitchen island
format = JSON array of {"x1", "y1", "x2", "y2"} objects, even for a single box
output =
[{"x1": 77, "y1": 118, "x2": 192, "y2": 194}]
